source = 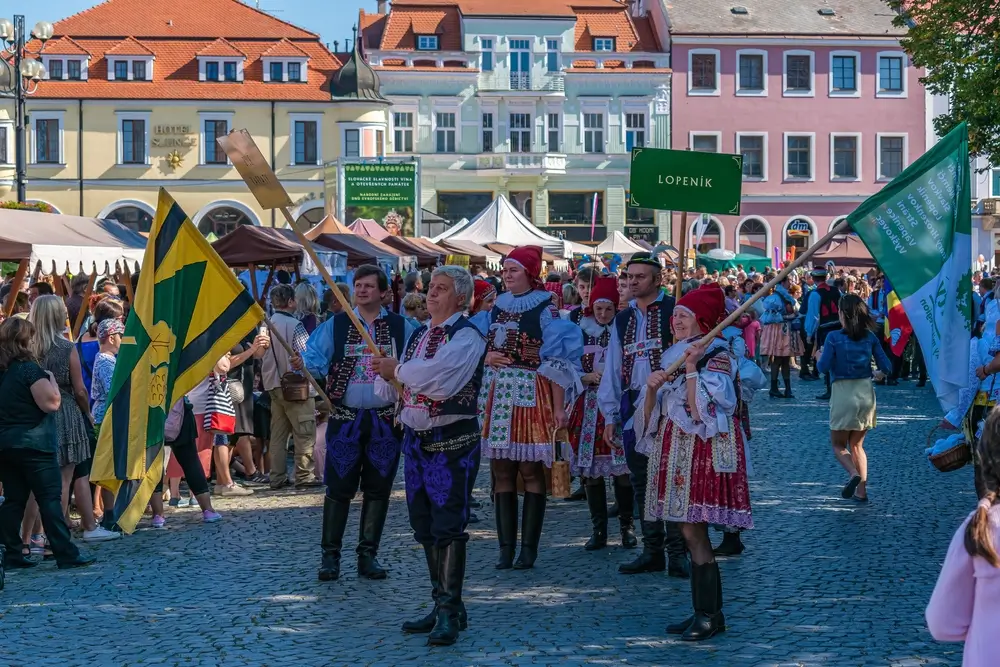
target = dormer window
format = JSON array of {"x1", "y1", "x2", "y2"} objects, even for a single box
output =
[
  {"x1": 196, "y1": 39, "x2": 247, "y2": 82},
  {"x1": 223, "y1": 61, "x2": 238, "y2": 82},
  {"x1": 417, "y1": 35, "x2": 439, "y2": 50},
  {"x1": 67, "y1": 60, "x2": 81, "y2": 80},
  {"x1": 107, "y1": 57, "x2": 154, "y2": 81},
  {"x1": 114, "y1": 61, "x2": 128, "y2": 79},
  {"x1": 288, "y1": 62, "x2": 302, "y2": 82},
  {"x1": 49, "y1": 60, "x2": 63, "y2": 79},
  {"x1": 41, "y1": 56, "x2": 91, "y2": 81},
  {"x1": 270, "y1": 61, "x2": 283, "y2": 82},
  {"x1": 593, "y1": 37, "x2": 615, "y2": 51},
  {"x1": 206, "y1": 62, "x2": 219, "y2": 80}
]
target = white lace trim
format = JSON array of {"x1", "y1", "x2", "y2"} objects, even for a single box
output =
[
  {"x1": 580, "y1": 316, "x2": 610, "y2": 339},
  {"x1": 495, "y1": 289, "x2": 553, "y2": 314}
]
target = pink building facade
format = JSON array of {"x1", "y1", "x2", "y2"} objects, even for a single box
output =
[{"x1": 664, "y1": 0, "x2": 926, "y2": 265}]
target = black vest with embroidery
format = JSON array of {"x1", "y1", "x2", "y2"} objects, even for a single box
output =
[
  {"x1": 614, "y1": 295, "x2": 676, "y2": 388},
  {"x1": 582, "y1": 324, "x2": 612, "y2": 374},
  {"x1": 402, "y1": 316, "x2": 485, "y2": 419},
  {"x1": 325, "y1": 311, "x2": 407, "y2": 407},
  {"x1": 816, "y1": 283, "x2": 841, "y2": 329},
  {"x1": 487, "y1": 295, "x2": 554, "y2": 370},
  {"x1": 569, "y1": 308, "x2": 584, "y2": 325}
]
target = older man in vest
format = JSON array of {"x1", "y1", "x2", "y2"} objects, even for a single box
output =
[
  {"x1": 301, "y1": 265, "x2": 415, "y2": 582},
  {"x1": 374, "y1": 266, "x2": 486, "y2": 647}
]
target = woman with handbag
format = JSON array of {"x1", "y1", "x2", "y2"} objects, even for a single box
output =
[
  {"x1": 759, "y1": 276, "x2": 804, "y2": 399},
  {"x1": 816, "y1": 295, "x2": 893, "y2": 503}
]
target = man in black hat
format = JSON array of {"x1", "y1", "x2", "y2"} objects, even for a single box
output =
[
  {"x1": 598, "y1": 252, "x2": 690, "y2": 578},
  {"x1": 804, "y1": 266, "x2": 841, "y2": 400}
]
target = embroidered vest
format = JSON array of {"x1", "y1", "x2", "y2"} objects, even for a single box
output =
[
  {"x1": 487, "y1": 299, "x2": 553, "y2": 370},
  {"x1": 325, "y1": 311, "x2": 407, "y2": 406},
  {"x1": 582, "y1": 326, "x2": 611, "y2": 374},
  {"x1": 569, "y1": 308, "x2": 584, "y2": 325},
  {"x1": 402, "y1": 316, "x2": 486, "y2": 419},
  {"x1": 614, "y1": 295, "x2": 675, "y2": 388},
  {"x1": 816, "y1": 283, "x2": 840, "y2": 329}
]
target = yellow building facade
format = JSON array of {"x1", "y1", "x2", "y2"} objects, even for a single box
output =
[{"x1": 0, "y1": 0, "x2": 390, "y2": 236}]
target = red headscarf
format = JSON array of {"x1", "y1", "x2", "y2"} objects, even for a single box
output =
[
  {"x1": 473, "y1": 278, "x2": 496, "y2": 312},
  {"x1": 587, "y1": 276, "x2": 619, "y2": 316},
  {"x1": 505, "y1": 245, "x2": 544, "y2": 291},
  {"x1": 675, "y1": 282, "x2": 726, "y2": 335}
]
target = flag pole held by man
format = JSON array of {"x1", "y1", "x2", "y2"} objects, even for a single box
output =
[{"x1": 90, "y1": 188, "x2": 265, "y2": 533}]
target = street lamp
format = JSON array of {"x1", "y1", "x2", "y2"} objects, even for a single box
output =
[{"x1": 0, "y1": 16, "x2": 54, "y2": 203}]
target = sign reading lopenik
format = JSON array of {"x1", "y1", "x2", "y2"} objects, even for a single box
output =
[{"x1": 628, "y1": 147, "x2": 744, "y2": 216}]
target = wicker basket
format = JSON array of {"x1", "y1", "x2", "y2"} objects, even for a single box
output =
[{"x1": 927, "y1": 425, "x2": 972, "y2": 473}]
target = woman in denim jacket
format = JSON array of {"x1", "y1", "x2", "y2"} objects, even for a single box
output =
[
  {"x1": 759, "y1": 277, "x2": 803, "y2": 399},
  {"x1": 817, "y1": 294, "x2": 892, "y2": 503}
]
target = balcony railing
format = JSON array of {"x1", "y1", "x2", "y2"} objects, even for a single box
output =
[
  {"x1": 564, "y1": 52, "x2": 671, "y2": 70},
  {"x1": 476, "y1": 153, "x2": 567, "y2": 171},
  {"x1": 478, "y1": 71, "x2": 565, "y2": 92}
]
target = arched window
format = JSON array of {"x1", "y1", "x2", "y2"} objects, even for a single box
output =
[
  {"x1": 738, "y1": 218, "x2": 768, "y2": 257},
  {"x1": 199, "y1": 206, "x2": 253, "y2": 238},
  {"x1": 295, "y1": 207, "x2": 325, "y2": 229},
  {"x1": 785, "y1": 217, "x2": 815, "y2": 261},
  {"x1": 690, "y1": 218, "x2": 722, "y2": 254},
  {"x1": 105, "y1": 205, "x2": 153, "y2": 233}
]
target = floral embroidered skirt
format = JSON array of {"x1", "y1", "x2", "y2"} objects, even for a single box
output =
[
  {"x1": 567, "y1": 388, "x2": 629, "y2": 478},
  {"x1": 760, "y1": 322, "x2": 804, "y2": 358},
  {"x1": 645, "y1": 420, "x2": 753, "y2": 530},
  {"x1": 481, "y1": 367, "x2": 559, "y2": 466}
]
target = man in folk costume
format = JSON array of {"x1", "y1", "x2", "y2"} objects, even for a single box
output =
[
  {"x1": 804, "y1": 266, "x2": 842, "y2": 400},
  {"x1": 598, "y1": 252, "x2": 690, "y2": 578},
  {"x1": 632, "y1": 283, "x2": 753, "y2": 641},
  {"x1": 567, "y1": 276, "x2": 637, "y2": 550},
  {"x1": 302, "y1": 265, "x2": 416, "y2": 582},
  {"x1": 373, "y1": 266, "x2": 486, "y2": 647},
  {"x1": 481, "y1": 246, "x2": 583, "y2": 570}
]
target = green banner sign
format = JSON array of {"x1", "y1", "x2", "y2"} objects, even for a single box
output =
[
  {"x1": 628, "y1": 148, "x2": 743, "y2": 215},
  {"x1": 342, "y1": 162, "x2": 417, "y2": 236}
]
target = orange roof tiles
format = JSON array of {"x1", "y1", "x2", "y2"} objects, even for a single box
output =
[
  {"x1": 574, "y1": 9, "x2": 656, "y2": 52},
  {"x1": 54, "y1": 0, "x2": 317, "y2": 39},
  {"x1": 40, "y1": 36, "x2": 91, "y2": 56},
  {"x1": 196, "y1": 38, "x2": 247, "y2": 58},
  {"x1": 260, "y1": 38, "x2": 311, "y2": 59},
  {"x1": 105, "y1": 36, "x2": 155, "y2": 56},
  {"x1": 380, "y1": 7, "x2": 462, "y2": 50},
  {"x1": 360, "y1": 11, "x2": 388, "y2": 51},
  {"x1": 389, "y1": 0, "x2": 625, "y2": 17}
]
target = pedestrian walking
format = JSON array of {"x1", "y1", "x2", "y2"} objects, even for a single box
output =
[
  {"x1": 805, "y1": 266, "x2": 842, "y2": 400},
  {"x1": 816, "y1": 294, "x2": 892, "y2": 503},
  {"x1": 926, "y1": 406, "x2": 1000, "y2": 665},
  {"x1": 759, "y1": 276, "x2": 803, "y2": 399}
]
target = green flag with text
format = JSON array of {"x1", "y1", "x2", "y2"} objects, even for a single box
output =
[{"x1": 847, "y1": 122, "x2": 972, "y2": 413}]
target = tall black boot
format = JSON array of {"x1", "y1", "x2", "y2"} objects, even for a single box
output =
[
  {"x1": 428, "y1": 541, "x2": 467, "y2": 646},
  {"x1": 816, "y1": 373, "x2": 831, "y2": 400},
  {"x1": 566, "y1": 480, "x2": 587, "y2": 502},
  {"x1": 681, "y1": 562, "x2": 726, "y2": 641},
  {"x1": 402, "y1": 544, "x2": 440, "y2": 634},
  {"x1": 613, "y1": 481, "x2": 638, "y2": 549},
  {"x1": 618, "y1": 520, "x2": 666, "y2": 574},
  {"x1": 357, "y1": 498, "x2": 389, "y2": 580},
  {"x1": 493, "y1": 492, "x2": 518, "y2": 570},
  {"x1": 768, "y1": 360, "x2": 781, "y2": 398},
  {"x1": 584, "y1": 480, "x2": 608, "y2": 551},
  {"x1": 318, "y1": 496, "x2": 350, "y2": 581},
  {"x1": 781, "y1": 361, "x2": 793, "y2": 399},
  {"x1": 713, "y1": 530, "x2": 745, "y2": 557},
  {"x1": 665, "y1": 521, "x2": 690, "y2": 578},
  {"x1": 513, "y1": 492, "x2": 546, "y2": 569}
]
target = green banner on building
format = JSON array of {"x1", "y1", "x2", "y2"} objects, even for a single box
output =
[
  {"x1": 342, "y1": 162, "x2": 417, "y2": 236},
  {"x1": 628, "y1": 148, "x2": 743, "y2": 215}
]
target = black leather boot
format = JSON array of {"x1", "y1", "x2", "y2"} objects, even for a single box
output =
[
  {"x1": 513, "y1": 492, "x2": 545, "y2": 569},
  {"x1": 666, "y1": 565, "x2": 697, "y2": 635},
  {"x1": 816, "y1": 373, "x2": 831, "y2": 400},
  {"x1": 618, "y1": 520, "x2": 666, "y2": 574},
  {"x1": 713, "y1": 531, "x2": 745, "y2": 557},
  {"x1": 681, "y1": 562, "x2": 726, "y2": 641},
  {"x1": 318, "y1": 496, "x2": 349, "y2": 582},
  {"x1": 428, "y1": 541, "x2": 467, "y2": 646},
  {"x1": 666, "y1": 521, "x2": 691, "y2": 579},
  {"x1": 402, "y1": 544, "x2": 440, "y2": 633},
  {"x1": 356, "y1": 498, "x2": 389, "y2": 580},
  {"x1": 566, "y1": 481, "x2": 587, "y2": 502},
  {"x1": 584, "y1": 480, "x2": 608, "y2": 551},
  {"x1": 493, "y1": 492, "x2": 518, "y2": 570},
  {"x1": 768, "y1": 362, "x2": 782, "y2": 398},
  {"x1": 613, "y1": 480, "x2": 637, "y2": 548}
]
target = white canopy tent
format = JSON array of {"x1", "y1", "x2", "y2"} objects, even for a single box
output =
[
  {"x1": 596, "y1": 230, "x2": 646, "y2": 257},
  {"x1": 433, "y1": 195, "x2": 574, "y2": 259},
  {"x1": 0, "y1": 208, "x2": 146, "y2": 276}
]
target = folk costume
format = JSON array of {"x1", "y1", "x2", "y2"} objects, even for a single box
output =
[
  {"x1": 304, "y1": 305, "x2": 415, "y2": 581},
  {"x1": 469, "y1": 279, "x2": 496, "y2": 336},
  {"x1": 566, "y1": 277, "x2": 636, "y2": 550},
  {"x1": 805, "y1": 268, "x2": 841, "y2": 399},
  {"x1": 759, "y1": 284, "x2": 804, "y2": 398},
  {"x1": 597, "y1": 252, "x2": 689, "y2": 577},
  {"x1": 375, "y1": 310, "x2": 487, "y2": 646},
  {"x1": 948, "y1": 332, "x2": 1000, "y2": 498},
  {"x1": 481, "y1": 246, "x2": 583, "y2": 570},
  {"x1": 632, "y1": 283, "x2": 754, "y2": 641}
]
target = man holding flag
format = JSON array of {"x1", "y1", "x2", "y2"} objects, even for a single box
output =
[{"x1": 91, "y1": 189, "x2": 265, "y2": 534}]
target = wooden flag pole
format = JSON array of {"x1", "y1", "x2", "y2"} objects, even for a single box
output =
[
  {"x1": 675, "y1": 211, "x2": 688, "y2": 301},
  {"x1": 662, "y1": 217, "x2": 850, "y2": 376},
  {"x1": 4, "y1": 259, "x2": 29, "y2": 317},
  {"x1": 263, "y1": 315, "x2": 332, "y2": 412},
  {"x1": 71, "y1": 270, "x2": 98, "y2": 340}
]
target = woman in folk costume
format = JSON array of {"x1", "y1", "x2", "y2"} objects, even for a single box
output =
[
  {"x1": 632, "y1": 283, "x2": 753, "y2": 641},
  {"x1": 468, "y1": 278, "x2": 497, "y2": 336},
  {"x1": 567, "y1": 276, "x2": 637, "y2": 551},
  {"x1": 481, "y1": 246, "x2": 583, "y2": 570},
  {"x1": 759, "y1": 275, "x2": 804, "y2": 399}
]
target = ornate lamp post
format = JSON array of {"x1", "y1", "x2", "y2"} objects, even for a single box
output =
[{"x1": 0, "y1": 16, "x2": 54, "y2": 203}]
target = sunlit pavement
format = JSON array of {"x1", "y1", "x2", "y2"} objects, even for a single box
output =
[{"x1": 0, "y1": 377, "x2": 968, "y2": 666}]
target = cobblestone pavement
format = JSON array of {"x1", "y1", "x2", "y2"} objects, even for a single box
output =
[{"x1": 0, "y1": 377, "x2": 972, "y2": 667}]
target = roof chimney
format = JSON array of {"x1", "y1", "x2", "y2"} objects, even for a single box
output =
[
  {"x1": 377, "y1": 0, "x2": 388, "y2": 15},
  {"x1": 333, "y1": 40, "x2": 340, "y2": 52}
]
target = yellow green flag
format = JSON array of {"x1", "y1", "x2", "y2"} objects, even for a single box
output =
[{"x1": 91, "y1": 188, "x2": 264, "y2": 533}]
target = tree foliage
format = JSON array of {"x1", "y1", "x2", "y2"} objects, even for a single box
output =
[{"x1": 888, "y1": 0, "x2": 1000, "y2": 165}]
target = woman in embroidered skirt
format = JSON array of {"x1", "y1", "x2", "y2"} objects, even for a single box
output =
[
  {"x1": 759, "y1": 277, "x2": 803, "y2": 399},
  {"x1": 567, "y1": 276, "x2": 636, "y2": 551},
  {"x1": 632, "y1": 283, "x2": 753, "y2": 642},
  {"x1": 481, "y1": 246, "x2": 583, "y2": 570}
]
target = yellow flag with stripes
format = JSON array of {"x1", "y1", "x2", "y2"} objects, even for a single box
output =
[{"x1": 91, "y1": 188, "x2": 265, "y2": 533}]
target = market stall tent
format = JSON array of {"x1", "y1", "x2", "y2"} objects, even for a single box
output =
[
  {"x1": 433, "y1": 238, "x2": 502, "y2": 269},
  {"x1": 211, "y1": 225, "x2": 302, "y2": 267},
  {"x1": 433, "y1": 195, "x2": 573, "y2": 259},
  {"x1": 811, "y1": 234, "x2": 876, "y2": 269},
  {"x1": 595, "y1": 230, "x2": 646, "y2": 257},
  {"x1": 304, "y1": 214, "x2": 353, "y2": 240},
  {"x1": 348, "y1": 218, "x2": 390, "y2": 241},
  {"x1": 311, "y1": 233, "x2": 416, "y2": 274},
  {"x1": 379, "y1": 235, "x2": 443, "y2": 267},
  {"x1": 0, "y1": 208, "x2": 146, "y2": 275}
]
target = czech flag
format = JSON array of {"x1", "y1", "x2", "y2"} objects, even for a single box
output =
[{"x1": 883, "y1": 279, "x2": 912, "y2": 357}]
